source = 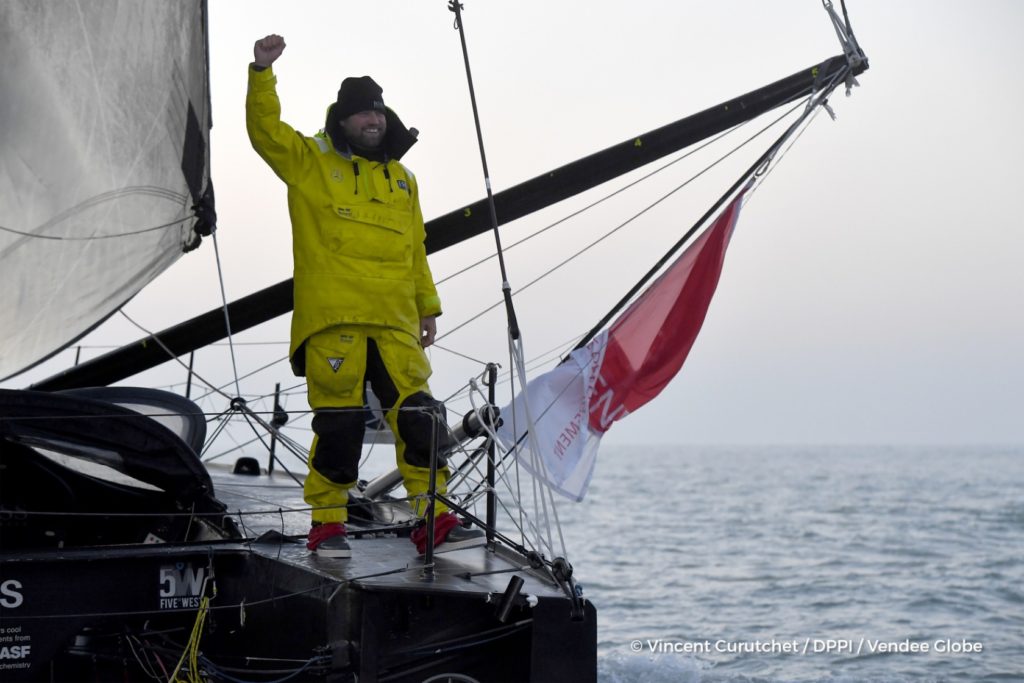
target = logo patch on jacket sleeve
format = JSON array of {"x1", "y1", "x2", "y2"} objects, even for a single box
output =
[
  {"x1": 397, "y1": 179, "x2": 409, "y2": 192},
  {"x1": 327, "y1": 357, "x2": 345, "y2": 372},
  {"x1": 331, "y1": 168, "x2": 344, "y2": 182}
]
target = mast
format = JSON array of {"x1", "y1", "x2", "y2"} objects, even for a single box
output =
[{"x1": 31, "y1": 54, "x2": 866, "y2": 392}]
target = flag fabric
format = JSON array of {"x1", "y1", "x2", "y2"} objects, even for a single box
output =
[{"x1": 496, "y1": 189, "x2": 748, "y2": 500}]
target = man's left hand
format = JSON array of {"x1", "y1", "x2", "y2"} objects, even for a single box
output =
[{"x1": 420, "y1": 316, "x2": 437, "y2": 348}]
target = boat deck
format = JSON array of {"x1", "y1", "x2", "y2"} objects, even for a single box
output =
[{"x1": 209, "y1": 467, "x2": 565, "y2": 599}]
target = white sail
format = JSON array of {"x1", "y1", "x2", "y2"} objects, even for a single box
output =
[{"x1": 0, "y1": 0, "x2": 212, "y2": 380}]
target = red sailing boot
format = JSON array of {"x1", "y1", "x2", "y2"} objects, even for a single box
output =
[
  {"x1": 411, "y1": 512, "x2": 485, "y2": 555},
  {"x1": 307, "y1": 522, "x2": 351, "y2": 558}
]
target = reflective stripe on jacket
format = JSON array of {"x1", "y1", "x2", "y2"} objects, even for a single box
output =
[{"x1": 245, "y1": 65, "x2": 441, "y2": 374}]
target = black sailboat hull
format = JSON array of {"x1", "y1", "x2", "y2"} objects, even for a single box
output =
[
  {"x1": 0, "y1": 388, "x2": 595, "y2": 681},
  {"x1": 1, "y1": 535, "x2": 596, "y2": 682}
]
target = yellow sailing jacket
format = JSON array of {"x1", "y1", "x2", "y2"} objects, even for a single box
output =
[{"x1": 245, "y1": 66, "x2": 441, "y2": 375}]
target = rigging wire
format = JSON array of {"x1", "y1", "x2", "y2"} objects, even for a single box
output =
[
  {"x1": 203, "y1": 433, "x2": 265, "y2": 462},
  {"x1": 9, "y1": 582, "x2": 331, "y2": 621},
  {"x1": 193, "y1": 354, "x2": 290, "y2": 402},
  {"x1": 119, "y1": 310, "x2": 230, "y2": 401},
  {"x1": 52, "y1": 95, "x2": 814, "y2": 465},
  {"x1": 428, "y1": 341, "x2": 490, "y2": 367},
  {"x1": 434, "y1": 98, "x2": 807, "y2": 346},
  {"x1": 447, "y1": 0, "x2": 571, "y2": 561},
  {"x1": 571, "y1": 69, "x2": 849, "y2": 354},
  {"x1": 823, "y1": 0, "x2": 866, "y2": 74},
  {"x1": 434, "y1": 121, "x2": 747, "y2": 287},
  {"x1": 448, "y1": 0, "x2": 521, "y2": 341},
  {"x1": 398, "y1": 7, "x2": 853, "y2": 570},
  {"x1": 209, "y1": 227, "x2": 243, "y2": 399},
  {"x1": 485, "y1": 67, "x2": 857, "y2": 540},
  {"x1": 8, "y1": 17, "x2": 864, "y2": 626},
  {"x1": 440, "y1": 332, "x2": 581, "y2": 406},
  {"x1": 234, "y1": 405, "x2": 307, "y2": 482},
  {"x1": 741, "y1": 104, "x2": 826, "y2": 212},
  {"x1": 68, "y1": 340, "x2": 290, "y2": 350},
  {"x1": 9, "y1": 96, "x2": 840, "y2": 574},
  {"x1": 119, "y1": 288, "x2": 291, "y2": 473},
  {"x1": 92, "y1": 90, "x2": 794, "y2": 454},
  {"x1": 36, "y1": 89, "x2": 824, "y2": 510}
]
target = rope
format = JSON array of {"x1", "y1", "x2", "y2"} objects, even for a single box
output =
[
  {"x1": 0, "y1": 214, "x2": 190, "y2": 241},
  {"x1": 166, "y1": 553, "x2": 217, "y2": 682},
  {"x1": 508, "y1": 334, "x2": 567, "y2": 559},
  {"x1": 0, "y1": 185, "x2": 187, "y2": 241}
]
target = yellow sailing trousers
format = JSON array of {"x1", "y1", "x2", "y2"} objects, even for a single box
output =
[{"x1": 302, "y1": 325, "x2": 450, "y2": 524}]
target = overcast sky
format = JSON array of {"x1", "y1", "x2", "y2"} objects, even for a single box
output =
[{"x1": 8, "y1": 1, "x2": 1023, "y2": 447}]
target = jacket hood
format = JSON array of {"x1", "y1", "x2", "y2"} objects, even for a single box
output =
[{"x1": 324, "y1": 103, "x2": 418, "y2": 161}]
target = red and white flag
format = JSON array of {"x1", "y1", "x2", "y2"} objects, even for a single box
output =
[{"x1": 497, "y1": 188, "x2": 748, "y2": 500}]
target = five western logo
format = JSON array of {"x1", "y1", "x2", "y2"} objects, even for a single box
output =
[
  {"x1": 327, "y1": 357, "x2": 345, "y2": 372},
  {"x1": 158, "y1": 562, "x2": 205, "y2": 610}
]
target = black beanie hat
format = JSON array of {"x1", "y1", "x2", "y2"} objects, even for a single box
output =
[{"x1": 335, "y1": 76, "x2": 385, "y2": 120}]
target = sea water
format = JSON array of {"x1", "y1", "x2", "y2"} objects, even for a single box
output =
[{"x1": 550, "y1": 445, "x2": 1023, "y2": 682}]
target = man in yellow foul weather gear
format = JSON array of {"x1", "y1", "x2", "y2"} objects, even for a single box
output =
[{"x1": 246, "y1": 34, "x2": 482, "y2": 558}]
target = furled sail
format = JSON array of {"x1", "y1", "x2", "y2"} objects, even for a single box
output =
[{"x1": 0, "y1": 0, "x2": 213, "y2": 380}]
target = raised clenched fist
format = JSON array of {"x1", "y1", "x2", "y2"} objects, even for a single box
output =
[{"x1": 253, "y1": 34, "x2": 286, "y2": 68}]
